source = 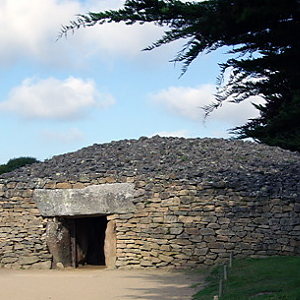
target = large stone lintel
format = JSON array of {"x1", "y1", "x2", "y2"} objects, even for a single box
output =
[{"x1": 33, "y1": 183, "x2": 135, "y2": 217}]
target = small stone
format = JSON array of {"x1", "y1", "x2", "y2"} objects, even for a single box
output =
[
  {"x1": 56, "y1": 262, "x2": 65, "y2": 270},
  {"x1": 194, "y1": 248, "x2": 209, "y2": 256},
  {"x1": 140, "y1": 260, "x2": 152, "y2": 267},
  {"x1": 200, "y1": 228, "x2": 215, "y2": 236},
  {"x1": 170, "y1": 227, "x2": 183, "y2": 235},
  {"x1": 56, "y1": 182, "x2": 72, "y2": 189},
  {"x1": 159, "y1": 254, "x2": 174, "y2": 262}
]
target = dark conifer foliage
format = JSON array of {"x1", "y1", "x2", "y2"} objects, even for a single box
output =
[
  {"x1": 61, "y1": 0, "x2": 300, "y2": 151},
  {"x1": 0, "y1": 157, "x2": 39, "y2": 175}
]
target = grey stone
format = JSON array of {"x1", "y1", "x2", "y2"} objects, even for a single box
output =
[
  {"x1": 200, "y1": 228, "x2": 215, "y2": 236},
  {"x1": 31, "y1": 261, "x2": 52, "y2": 270},
  {"x1": 56, "y1": 262, "x2": 65, "y2": 270},
  {"x1": 34, "y1": 183, "x2": 135, "y2": 217},
  {"x1": 194, "y1": 248, "x2": 209, "y2": 256},
  {"x1": 104, "y1": 220, "x2": 117, "y2": 269},
  {"x1": 159, "y1": 254, "x2": 174, "y2": 262},
  {"x1": 140, "y1": 260, "x2": 152, "y2": 267},
  {"x1": 18, "y1": 256, "x2": 39, "y2": 265},
  {"x1": 45, "y1": 219, "x2": 71, "y2": 267},
  {"x1": 1, "y1": 257, "x2": 18, "y2": 264}
]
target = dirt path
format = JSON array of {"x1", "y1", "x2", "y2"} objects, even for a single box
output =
[{"x1": 0, "y1": 267, "x2": 206, "y2": 300}]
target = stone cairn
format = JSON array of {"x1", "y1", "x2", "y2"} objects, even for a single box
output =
[{"x1": 1, "y1": 136, "x2": 300, "y2": 269}]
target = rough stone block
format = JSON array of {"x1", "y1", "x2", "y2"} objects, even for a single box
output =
[
  {"x1": 204, "y1": 259, "x2": 214, "y2": 266},
  {"x1": 18, "y1": 256, "x2": 39, "y2": 265},
  {"x1": 56, "y1": 183, "x2": 72, "y2": 189},
  {"x1": 170, "y1": 227, "x2": 183, "y2": 235},
  {"x1": 1, "y1": 257, "x2": 18, "y2": 264},
  {"x1": 207, "y1": 223, "x2": 220, "y2": 229},
  {"x1": 159, "y1": 254, "x2": 174, "y2": 262},
  {"x1": 199, "y1": 228, "x2": 215, "y2": 236},
  {"x1": 34, "y1": 183, "x2": 135, "y2": 216},
  {"x1": 194, "y1": 248, "x2": 209, "y2": 256},
  {"x1": 294, "y1": 203, "x2": 300, "y2": 212},
  {"x1": 185, "y1": 228, "x2": 200, "y2": 235},
  {"x1": 140, "y1": 260, "x2": 153, "y2": 267},
  {"x1": 31, "y1": 261, "x2": 52, "y2": 269}
]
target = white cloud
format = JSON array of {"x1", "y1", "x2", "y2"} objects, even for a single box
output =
[
  {"x1": 0, "y1": 76, "x2": 115, "y2": 120},
  {"x1": 0, "y1": 0, "x2": 80, "y2": 66},
  {"x1": 151, "y1": 130, "x2": 190, "y2": 138},
  {"x1": 40, "y1": 127, "x2": 86, "y2": 143},
  {"x1": 150, "y1": 84, "x2": 265, "y2": 126},
  {"x1": 149, "y1": 84, "x2": 215, "y2": 121},
  {"x1": 0, "y1": 0, "x2": 167, "y2": 67},
  {"x1": 80, "y1": 22, "x2": 165, "y2": 59},
  {"x1": 207, "y1": 96, "x2": 266, "y2": 126}
]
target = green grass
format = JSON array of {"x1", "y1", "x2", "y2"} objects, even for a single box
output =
[{"x1": 193, "y1": 256, "x2": 300, "y2": 300}]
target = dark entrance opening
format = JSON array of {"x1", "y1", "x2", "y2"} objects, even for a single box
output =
[{"x1": 70, "y1": 216, "x2": 107, "y2": 267}]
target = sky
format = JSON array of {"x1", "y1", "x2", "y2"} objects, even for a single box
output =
[{"x1": 0, "y1": 0, "x2": 264, "y2": 164}]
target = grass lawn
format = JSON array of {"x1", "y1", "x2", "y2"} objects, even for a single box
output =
[{"x1": 193, "y1": 256, "x2": 300, "y2": 300}]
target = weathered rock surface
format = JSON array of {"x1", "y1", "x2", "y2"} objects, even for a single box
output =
[
  {"x1": 104, "y1": 219, "x2": 117, "y2": 269},
  {"x1": 46, "y1": 219, "x2": 71, "y2": 267},
  {"x1": 34, "y1": 183, "x2": 135, "y2": 217}
]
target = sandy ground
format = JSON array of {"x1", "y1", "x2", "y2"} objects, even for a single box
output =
[{"x1": 0, "y1": 267, "x2": 206, "y2": 300}]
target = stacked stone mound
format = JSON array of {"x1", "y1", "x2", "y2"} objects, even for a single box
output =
[
  {"x1": 2, "y1": 136, "x2": 300, "y2": 199},
  {"x1": 1, "y1": 136, "x2": 300, "y2": 269}
]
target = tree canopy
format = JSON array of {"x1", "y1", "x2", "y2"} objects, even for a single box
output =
[
  {"x1": 0, "y1": 157, "x2": 39, "y2": 175},
  {"x1": 61, "y1": 0, "x2": 300, "y2": 151}
]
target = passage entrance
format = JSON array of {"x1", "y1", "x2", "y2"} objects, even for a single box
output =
[{"x1": 70, "y1": 216, "x2": 107, "y2": 267}]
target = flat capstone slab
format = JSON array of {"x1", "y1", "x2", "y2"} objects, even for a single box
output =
[{"x1": 33, "y1": 183, "x2": 135, "y2": 217}]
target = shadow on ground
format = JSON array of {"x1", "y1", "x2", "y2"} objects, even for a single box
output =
[{"x1": 119, "y1": 270, "x2": 207, "y2": 300}]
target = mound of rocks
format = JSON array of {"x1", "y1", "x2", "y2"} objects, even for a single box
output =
[{"x1": 2, "y1": 136, "x2": 300, "y2": 199}]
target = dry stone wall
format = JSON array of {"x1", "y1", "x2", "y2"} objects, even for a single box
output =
[
  {"x1": 1, "y1": 174, "x2": 300, "y2": 269},
  {"x1": 1, "y1": 137, "x2": 300, "y2": 269},
  {"x1": 0, "y1": 180, "x2": 51, "y2": 269},
  {"x1": 113, "y1": 177, "x2": 300, "y2": 269}
]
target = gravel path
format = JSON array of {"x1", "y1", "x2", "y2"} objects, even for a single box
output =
[{"x1": 0, "y1": 268, "x2": 206, "y2": 300}]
